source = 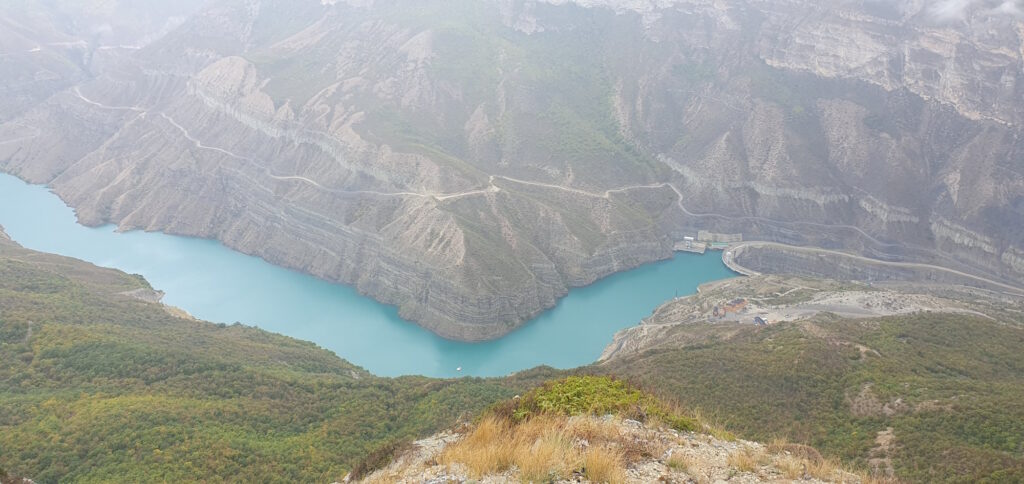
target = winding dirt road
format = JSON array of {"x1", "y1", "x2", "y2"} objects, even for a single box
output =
[{"x1": 63, "y1": 86, "x2": 1021, "y2": 294}]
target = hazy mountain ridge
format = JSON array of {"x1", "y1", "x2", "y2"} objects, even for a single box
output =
[{"x1": 0, "y1": 0, "x2": 1021, "y2": 339}]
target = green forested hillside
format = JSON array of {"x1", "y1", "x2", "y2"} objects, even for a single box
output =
[
  {"x1": 3, "y1": 232, "x2": 1024, "y2": 483},
  {"x1": 602, "y1": 313, "x2": 1024, "y2": 483},
  {"x1": 0, "y1": 236, "x2": 553, "y2": 482}
]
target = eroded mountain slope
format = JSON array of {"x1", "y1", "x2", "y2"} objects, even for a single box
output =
[{"x1": 1, "y1": 0, "x2": 1022, "y2": 339}]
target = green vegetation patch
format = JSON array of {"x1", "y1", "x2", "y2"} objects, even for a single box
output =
[
  {"x1": 4, "y1": 229, "x2": 1022, "y2": 484},
  {"x1": 505, "y1": 376, "x2": 697, "y2": 432},
  {"x1": 0, "y1": 242, "x2": 541, "y2": 483},
  {"x1": 604, "y1": 313, "x2": 1024, "y2": 483}
]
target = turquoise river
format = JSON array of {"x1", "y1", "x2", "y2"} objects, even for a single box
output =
[{"x1": 0, "y1": 173, "x2": 735, "y2": 378}]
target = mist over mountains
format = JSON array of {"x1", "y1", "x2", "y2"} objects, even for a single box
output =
[
  {"x1": 2, "y1": 2, "x2": 1024, "y2": 482},
  {"x1": 1, "y1": 0, "x2": 1022, "y2": 339}
]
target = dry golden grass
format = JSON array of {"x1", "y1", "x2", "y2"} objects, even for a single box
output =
[
  {"x1": 515, "y1": 414, "x2": 562, "y2": 442},
  {"x1": 767, "y1": 437, "x2": 872, "y2": 482},
  {"x1": 775, "y1": 453, "x2": 805, "y2": 479},
  {"x1": 433, "y1": 413, "x2": 882, "y2": 484},
  {"x1": 438, "y1": 416, "x2": 515, "y2": 477},
  {"x1": 666, "y1": 451, "x2": 697, "y2": 474},
  {"x1": 727, "y1": 448, "x2": 763, "y2": 473},
  {"x1": 565, "y1": 415, "x2": 622, "y2": 442},
  {"x1": 441, "y1": 412, "x2": 874, "y2": 484},
  {"x1": 515, "y1": 430, "x2": 572, "y2": 482},
  {"x1": 768, "y1": 437, "x2": 823, "y2": 463},
  {"x1": 440, "y1": 414, "x2": 635, "y2": 482},
  {"x1": 767, "y1": 437, "x2": 789, "y2": 454},
  {"x1": 583, "y1": 445, "x2": 626, "y2": 484},
  {"x1": 805, "y1": 457, "x2": 843, "y2": 481},
  {"x1": 769, "y1": 449, "x2": 884, "y2": 483},
  {"x1": 644, "y1": 413, "x2": 666, "y2": 430},
  {"x1": 691, "y1": 408, "x2": 737, "y2": 442},
  {"x1": 462, "y1": 415, "x2": 507, "y2": 447}
]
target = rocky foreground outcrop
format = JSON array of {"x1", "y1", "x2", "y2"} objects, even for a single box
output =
[
  {"x1": 1, "y1": 0, "x2": 1022, "y2": 339},
  {"x1": 356, "y1": 415, "x2": 858, "y2": 483}
]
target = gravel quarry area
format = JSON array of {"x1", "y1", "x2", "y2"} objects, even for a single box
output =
[
  {"x1": 716, "y1": 288, "x2": 997, "y2": 324},
  {"x1": 599, "y1": 274, "x2": 1023, "y2": 363}
]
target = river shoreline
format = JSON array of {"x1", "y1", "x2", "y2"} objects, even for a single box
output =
[{"x1": 0, "y1": 173, "x2": 736, "y2": 378}]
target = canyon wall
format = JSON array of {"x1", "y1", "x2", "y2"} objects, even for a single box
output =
[{"x1": 0, "y1": 0, "x2": 1021, "y2": 339}]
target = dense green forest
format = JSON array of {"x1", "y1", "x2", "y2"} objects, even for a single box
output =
[
  {"x1": 2, "y1": 233, "x2": 1023, "y2": 483},
  {"x1": 0, "y1": 237, "x2": 554, "y2": 482}
]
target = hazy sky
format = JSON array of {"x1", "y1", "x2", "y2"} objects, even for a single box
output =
[
  {"x1": 928, "y1": 0, "x2": 1023, "y2": 20},
  {"x1": 546, "y1": 0, "x2": 1024, "y2": 21}
]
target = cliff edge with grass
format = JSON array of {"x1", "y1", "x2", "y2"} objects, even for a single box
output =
[{"x1": 355, "y1": 377, "x2": 867, "y2": 483}]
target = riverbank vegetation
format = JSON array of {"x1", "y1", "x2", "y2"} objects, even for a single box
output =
[
  {"x1": 0, "y1": 239, "x2": 554, "y2": 482},
  {"x1": 2, "y1": 236, "x2": 1022, "y2": 482}
]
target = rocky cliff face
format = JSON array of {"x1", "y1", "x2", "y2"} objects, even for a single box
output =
[{"x1": 0, "y1": 0, "x2": 1021, "y2": 340}]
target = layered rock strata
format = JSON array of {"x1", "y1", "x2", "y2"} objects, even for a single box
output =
[{"x1": 1, "y1": 0, "x2": 1022, "y2": 339}]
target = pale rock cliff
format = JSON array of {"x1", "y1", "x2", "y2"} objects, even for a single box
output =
[{"x1": 0, "y1": 0, "x2": 1021, "y2": 340}]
